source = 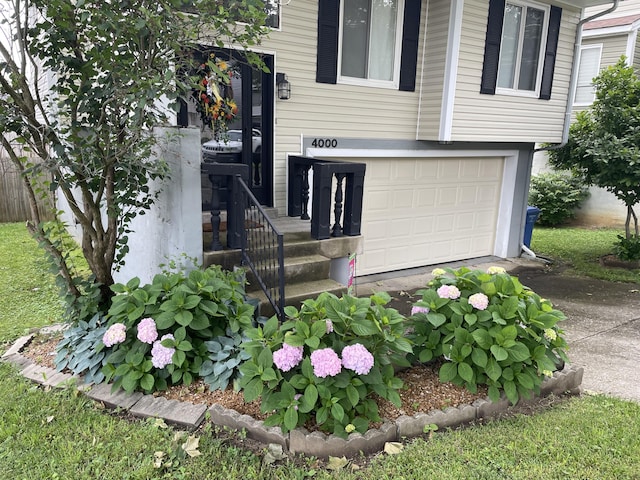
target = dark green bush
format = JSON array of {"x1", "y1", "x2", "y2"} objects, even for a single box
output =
[
  {"x1": 100, "y1": 265, "x2": 255, "y2": 393},
  {"x1": 528, "y1": 171, "x2": 589, "y2": 226},
  {"x1": 613, "y1": 234, "x2": 640, "y2": 261}
]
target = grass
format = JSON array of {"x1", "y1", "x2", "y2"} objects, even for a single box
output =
[
  {"x1": 2, "y1": 221, "x2": 640, "y2": 478},
  {"x1": 0, "y1": 223, "x2": 64, "y2": 343},
  {"x1": 531, "y1": 226, "x2": 640, "y2": 283}
]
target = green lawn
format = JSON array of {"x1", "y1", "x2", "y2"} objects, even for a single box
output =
[
  {"x1": 2, "y1": 222, "x2": 640, "y2": 479},
  {"x1": 531, "y1": 226, "x2": 640, "y2": 283},
  {"x1": 0, "y1": 223, "x2": 64, "y2": 344}
]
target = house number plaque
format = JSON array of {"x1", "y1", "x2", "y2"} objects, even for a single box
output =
[{"x1": 310, "y1": 138, "x2": 338, "y2": 148}]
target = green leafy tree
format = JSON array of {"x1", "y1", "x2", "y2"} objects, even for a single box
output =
[
  {"x1": 548, "y1": 57, "x2": 640, "y2": 240},
  {"x1": 0, "y1": 0, "x2": 268, "y2": 312}
]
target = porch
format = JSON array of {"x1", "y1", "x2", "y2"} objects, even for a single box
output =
[{"x1": 201, "y1": 156, "x2": 366, "y2": 320}]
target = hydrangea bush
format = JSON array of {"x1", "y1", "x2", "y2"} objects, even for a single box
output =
[
  {"x1": 407, "y1": 266, "x2": 568, "y2": 405},
  {"x1": 239, "y1": 292, "x2": 412, "y2": 438},
  {"x1": 100, "y1": 265, "x2": 254, "y2": 393}
]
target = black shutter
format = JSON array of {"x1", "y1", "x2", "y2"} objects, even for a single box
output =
[
  {"x1": 539, "y1": 6, "x2": 562, "y2": 100},
  {"x1": 399, "y1": 0, "x2": 422, "y2": 92},
  {"x1": 316, "y1": 0, "x2": 340, "y2": 84},
  {"x1": 480, "y1": 0, "x2": 505, "y2": 95}
]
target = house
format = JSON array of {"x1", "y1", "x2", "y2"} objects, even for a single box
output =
[
  {"x1": 117, "y1": 0, "x2": 617, "y2": 287},
  {"x1": 533, "y1": 0, "x2": 637, "y2": 227}
]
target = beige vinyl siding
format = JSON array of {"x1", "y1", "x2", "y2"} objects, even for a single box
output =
[
  {"x1": 417, "y1": 0, "x2": 451, "y2": 139},
  {"x1": 573, "y1": 34, "x2": 630, "y2": 116},
  {"x1": 587, "y1": 33, "x2": 630, "y2": 65},
  {"x1": 634, "y1": 35, "x2": 640, "y2": 71},
  {"x1": 261, "y1": 1, "x2": 425, "y2": 212},
  {"x1": 585, "y1": 1, "x2": 640, "y2": 19},
  {"x1": 449, "y1": 0, "x2": 581, "y2": 143}
]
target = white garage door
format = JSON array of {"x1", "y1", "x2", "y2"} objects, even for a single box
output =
[{"x1": 357, "y1": 156, "x2": 504, "y2": 276}]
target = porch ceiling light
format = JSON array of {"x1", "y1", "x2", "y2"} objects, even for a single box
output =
[{"x1": 276, "y1": 72, "x2": 291, "y2": 100}]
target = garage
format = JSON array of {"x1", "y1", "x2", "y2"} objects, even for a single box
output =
[{"x1": 356, "y1": 156, "x2": 504, "y2": 276}]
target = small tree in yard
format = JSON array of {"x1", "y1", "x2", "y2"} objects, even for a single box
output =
[
  {"x1": 0, "y1": 0, "x2": 268, "y2": 314},
  {"x1": 548, "y1": 57, "x2": 640, "y2": 257}
]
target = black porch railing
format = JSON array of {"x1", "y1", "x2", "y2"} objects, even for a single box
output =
[
  {"x1": 288, "y1": 155, "x2": 366, "y2": 240},
  {"x1": 235, "y1": 175, "x2": 285, "y2": 321},
  {"x1": 202, "y1": 162, "x2": 285, "y2": 320}
]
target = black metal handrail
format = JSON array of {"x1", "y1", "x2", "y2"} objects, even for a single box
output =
[
  {"x1": 288, "y1": 155, "x2": 366, "y2": 240},
  {"x1": 234, "y1": 175, "x2": 285, "y2": 321}
]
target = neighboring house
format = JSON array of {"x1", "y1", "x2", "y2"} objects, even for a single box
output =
[
  {"x1": 120, "y1": 0, "x2": 617, "y2": 283},
  {"x1": 533, "y1": 0, "x2": 639, "y2": 227}
]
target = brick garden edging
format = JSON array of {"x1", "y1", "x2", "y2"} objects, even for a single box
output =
[{"x1": 2, "y1": 333, "x2": 584, "y2": 458}]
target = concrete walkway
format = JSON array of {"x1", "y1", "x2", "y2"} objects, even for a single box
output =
[{"x1": 355, "y1": 256, "x2": 640, "y2": 403}]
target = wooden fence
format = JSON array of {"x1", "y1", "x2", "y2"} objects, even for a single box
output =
[{"x1": 0, "y1": 150, "x2": 54, "y2": 223}]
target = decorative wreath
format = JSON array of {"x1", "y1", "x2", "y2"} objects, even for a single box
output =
[{"x1": 194, "y1": 55, "x2": 238, "y2": 137}]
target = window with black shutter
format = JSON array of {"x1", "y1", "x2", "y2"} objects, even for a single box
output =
[
  {"x1": 480, "y1": 0, "x2": 561, "y2": 99},
  {"x1": 316, "y1": 0, "x2": 421, "y2": 92}
]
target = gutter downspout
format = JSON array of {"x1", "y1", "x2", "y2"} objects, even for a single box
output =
[{"x1": 534, "y1": 0, "x2": 620, "y2": 153}]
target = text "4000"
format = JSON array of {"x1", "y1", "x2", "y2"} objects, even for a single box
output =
[{"x1": 311, "y1": 138, "x2": 338, "y2": 148}]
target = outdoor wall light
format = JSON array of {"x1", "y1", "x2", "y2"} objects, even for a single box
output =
[{"x1": 276, "y1": 72, "x2": 291, "y2": 100}]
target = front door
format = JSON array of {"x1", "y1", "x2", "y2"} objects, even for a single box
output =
[{"x1": 180, "y1": 49, "x2": 274, "y2": 208}]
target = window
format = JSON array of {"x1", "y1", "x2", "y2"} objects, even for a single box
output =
[
  {"x1": 339, "y1": 0, "x2": 403, "y2": 86},
  {"x1": 265, "y1": 0, "x2": 280, "y2": 29},
  {"x1": 497, "y1": 2, "x2": 548, "y2": 93},
  {"x1": 316, "y1": 0, "x2": 423, "y2": 92},
  {"x1": 481, "y1": 0, "x2": 562, "y2": 100},
  {"x1": 574, "y1": 45, "x2": 601, "y2": 105}
]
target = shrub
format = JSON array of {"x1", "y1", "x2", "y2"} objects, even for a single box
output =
[
  {"x1": 528, "y1": 171, "x2": 589, "y2": 226},
  {"x1": 100, "y1": 265, "x2": 255, "y2": 393},
  {"x1": 238, "y1": 292, "x2": 413, "y2": 438},
  {"x1": 613, "y1": 234, "x2": 640, "y2": 261},
  {"x1": 200, "y1": 329, "x2": 251, "y2": 391},
  {"x1": 407, "y1": 267, "x2": 568, "y2": 405},
  {"x1": 55, "y1": 313, "x2": 108, "y2": 384}
]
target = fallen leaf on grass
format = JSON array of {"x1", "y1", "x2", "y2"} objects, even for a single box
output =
[
  {"x1": 182, "y1": 435, "x2": 202, "y2": 458},
  {"x1": 384, "y1": 442, "x2": 404, "y2": 455},
  {"x1": 327, "y1": 456, "x2": 349, "y2": 470},
  {"x1": 153, "y1": 451, "x2": 165, "y2": 469},
  {"x1": 262, "y1": 443, "x2": 286, "y2": 465}
]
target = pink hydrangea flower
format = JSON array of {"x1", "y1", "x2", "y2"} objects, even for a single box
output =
[
  {"x1": 468, "y1": 293, "x2": 489, "y2": 310},
  {"x1": 103, "y1": 323, "x2": 126, "y2": 347},
  {"x1": 341, "y1": 343, "x2": 374, "y2": 375},
  {"x1": 273, "y1": 343, "x2": 304, "y2": 372},
  {"x1": 437, "y1": 285, "x2": 461, "y2": 300},
  {"x1": 151, "y1": 334, "x2": 175, "y2": 369},
  {"x1": 411, "y1": 305, "x2": 430, "y2": 316},
  {"x1": 325, "y1": 319, "x2": 334, "y2": 334},
  {"x1": 136, "y1": 317, "x2": 158, "y2": 344},
  {"x1": 310, "y1": 348, "x2": 342, "y2": 378}
]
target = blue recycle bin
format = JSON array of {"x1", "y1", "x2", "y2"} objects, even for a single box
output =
[{"x1": 523, "y1": 206, "x2": 541, "y2": 248}]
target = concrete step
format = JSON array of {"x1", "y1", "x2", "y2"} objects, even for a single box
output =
[
  {"x1": 245, "y1": 254, "x2": 331, "y2": 291},
  {"x1": 250, "y1": 278, "x2": 347, "y2": 319}
]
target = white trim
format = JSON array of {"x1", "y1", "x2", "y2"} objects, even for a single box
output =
[
  {"x1": 304, "y1": 146, "x2": 520, "y2": 261},
  {"x1": 439, "y1": 0, "x2": 464, "y2": 142},
  {"x1": 416, "y1": 0, "x2": 430, "y2": 140},
  {"x1": 496, "y1": 0, "x2": 550, "y2": 97},
  {"x1": 626, "y1": 29, "x2": 638, "y2": 62},
  {"x1": 337, "y1": 0, "x2": 404, "y2": 89},
  {"x1": 494, "y1": 153, "x2": 519, "y2": 258},
  {"x1": 305, "y1": 147, "x2": 519, "y2": 159}
]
